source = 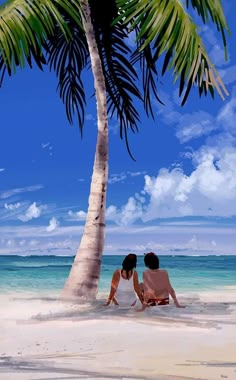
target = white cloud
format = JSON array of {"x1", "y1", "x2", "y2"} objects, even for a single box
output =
[
  {"x1": 67, "y1": 210, "x2": 87, "y2": 221},
  {"x1": 217, "y1": 93, "x2": 236, "y2": 134},
  {"x1": 1, "y1": 223, "x2": 235, "y2": 256},
  {"x1": 28, "y1": 239, "x2": 39, "y2": 246},
  {"x1": 0, "y1": 201, "x2": 54, "y2": 222},
  {"x1": 6, "y1": 239, "x2": 15, "y2": 247},
  {"x1": 19, "y1": 239, "x2": 26, "y2": 246},
  {"x1": 0, "y1": 225, "x2": 84, "y2": 255},
  {"x1": 4, "y1": 202, "x2": 21, "y2": 210},
  {"x1": 219, "y1": 65, "x2": 236, "y2": 85},
  {"x1": 128, "y1": 171, "x2": 147, "y2": 177},
  {"x1": 176, "y1": 111, "x2": 216, "y2": 143},
  {"x1": 0, "y1": 201, "x2": 27, "y2": 221},
  {"x1": 46, "y1": 217, "x2": 59, "y2": 232},
  {"x1": 106, "y1": 197, "x2": 143, "y2": 225},
  {"x1": 106, "y1": 205, "x2": 118, "y2": 221},
  {"x1": 41, "y1": 142, "x2": 53, "y2": 156},
  {"x1": 200, "y1": 25, "x2": 230, "y2": 67},
  {"x1": 0, "y1": 185, "x2": 43, "y2": 199},
  {"x1": 108, "y1": 172, "x2": 127, "y2": 184},
  {"x1": 157, "y1": 92, "x2": 217, "y2": 143},
  {"x1": 0, "y1": 168, "x2": 5, "y2": 172},
  {"x1": 108, "y1": 171, "x2": 147, "y2": 185},
  {"x1": 85, "y1": 113, "x2": 95, "y2": 121},
  {"x1": 209, "y1": 43, "x2": 228, "y2": 67},
  {"x1": 105, "y1": 88, "x2": 236, "y2": 222},
  {"x1": 109, "y1": 122, "x2": 119, "y2": 135},
  {"x1": 18, "y1": 202, "x2": 42, "y2": 222},
  {"x1": 41, "y1": 142, "x2": 50, "y2": 149},
  {"x1": 138, "y1": 148, "x2": 236, "y2": 220},
  {"x1": 75, "y1": 145, "x2": 236, "y2": 223},
  {"x1": 37, "y1": 89, "x2": 236, "y2": 229},
  {"x1": 159, "y1": 221, "x2": 210, "y2": 227},
  {"x1": 157, "y1": 84, "x2": 236, "y2": 145}
]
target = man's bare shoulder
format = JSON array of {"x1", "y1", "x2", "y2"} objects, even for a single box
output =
[
  {"x1": 158, "y1": 269, "x2": 169, "y2": 276},
  {"x1": 144, "y1": 269, "x2": 167, "y2": 273}
]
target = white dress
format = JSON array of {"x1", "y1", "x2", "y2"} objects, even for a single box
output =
[{"x1": 115, "y1": 270, "x2": 137, "y2": 306}]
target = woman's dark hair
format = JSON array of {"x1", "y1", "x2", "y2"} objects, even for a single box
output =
[
  {"x1": 121, "y1": 253, "x2": 137, "y2": 279},
  {"x1": 144, "y1": 252, "x2": 159, "y2": 269}
]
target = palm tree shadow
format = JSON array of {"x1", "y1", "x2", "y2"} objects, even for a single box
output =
[
  {"x1": 0, "y1": 355, "x2": 206, "y2": 380},
  {"x1": 31, "y1": 299, "x2": 141, "y2": 322},
  {"x1": 0, "y1": 355, "x2": 146, "y2": 379},
  {"x1": 26, "y1": 294, "x2": 236, "y2": 330},
  {"x1": 185, "y1": 360, "x2": 236, "y2": 367}
]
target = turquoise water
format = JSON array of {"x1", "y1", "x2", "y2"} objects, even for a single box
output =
[{"x1": 0, "y1": 255, "x2": 236, "y2": 295}]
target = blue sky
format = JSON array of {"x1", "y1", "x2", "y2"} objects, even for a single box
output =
[{"x1": 1, "y1": 1, "x2": 236, "y2": 256}]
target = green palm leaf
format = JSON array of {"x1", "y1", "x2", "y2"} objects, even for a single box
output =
[
  {"x1": 0, "y1": 0, "x2": 81, "y2": 74},
  {"x1": 0, "y1": 0, "x2": 230, "y2": 151},
  {"x1": 186, "y1": 0, "x2": 229, "y2": 59},
  {"x1": 116, "y1": 0, "x2": 229, "y2": 105},
  {"x1": 0, "y1": 0, "x2": 87, "y2": 130}
]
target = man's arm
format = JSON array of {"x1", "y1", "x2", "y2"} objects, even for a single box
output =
[{"x1": 165, "y1": 271, "x2": 185, "y2": 308}]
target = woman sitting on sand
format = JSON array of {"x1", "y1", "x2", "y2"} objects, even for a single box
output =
[
  {"x1": 104, "y1": 253, "x2": 143, "y2": 306},
  {"x1": 139, "y1": 252, "x2": 184, "y2": 310}
]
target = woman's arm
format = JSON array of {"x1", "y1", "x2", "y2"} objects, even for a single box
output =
[
  {"x1": 104, "y1": 270, "x2": 120, "y2": 306},
  {"x1": 136, "y1": 271, "x2": 151, "y2": 311},
  {"x1": 133, "y1": 271, "x2": 143, "y2": 303},
  {"x1": 165, "y1": 271, "x2": 185, "y2": 308}
]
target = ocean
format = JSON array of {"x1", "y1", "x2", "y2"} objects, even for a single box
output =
[{"x1": 0, "y1": 255, "x2": 236, "y2": 296}]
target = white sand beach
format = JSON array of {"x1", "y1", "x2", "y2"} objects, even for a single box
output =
[{"x1": 1, "y1": 288, "x2": 236, "y2": 380}]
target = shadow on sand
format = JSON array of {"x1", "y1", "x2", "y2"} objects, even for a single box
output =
[
  {"x1": 18, "y1": 294, "x2": 235, "y2": 330},
  {"x1": 0, "y1": 355, "x2": 208, "y2": 380}
]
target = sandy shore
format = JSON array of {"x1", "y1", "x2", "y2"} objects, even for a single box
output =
[{"x1": 1, "y1": 288, "x2": 236, "y2": 380}]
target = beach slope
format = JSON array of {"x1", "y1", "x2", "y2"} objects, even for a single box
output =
[{"x1": 1, "y1": 290, "x2": 236, "y2": 380}]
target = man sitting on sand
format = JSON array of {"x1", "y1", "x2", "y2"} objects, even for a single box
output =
[{"x1": 139, "y1": 252, "x2": 185, "y2": 311}]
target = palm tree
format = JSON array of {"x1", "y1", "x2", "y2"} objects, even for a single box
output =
[{"x1": 0, "y1": 0, "x2": 229, "y2": 300}]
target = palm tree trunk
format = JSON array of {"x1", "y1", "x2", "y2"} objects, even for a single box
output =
[{"x1": 61, "y1": 0, "x2": 108, "y2": 300}]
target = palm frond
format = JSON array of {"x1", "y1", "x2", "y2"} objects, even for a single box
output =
[
  {"x1": 0, "y1": 55, "x2": 6, "y2": 86},
  {"x1": 131, "y1": 26, "x2": 164, "y2": 119},
  {"x1": 90, "y1": 0, "x2": 143, "y2": 158},
  {"x1": 186, "y1": 0, "x2": 230, "y2": 59},
  {"x1": 116, "y1": 0, "x2": 229, "y2": 105},
  {"x1": 0, "y1": 0, "x2": 81, "y2": 75},
  {"x1": 45, "y1": 15, "x2": 88, "y2": 132}
]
